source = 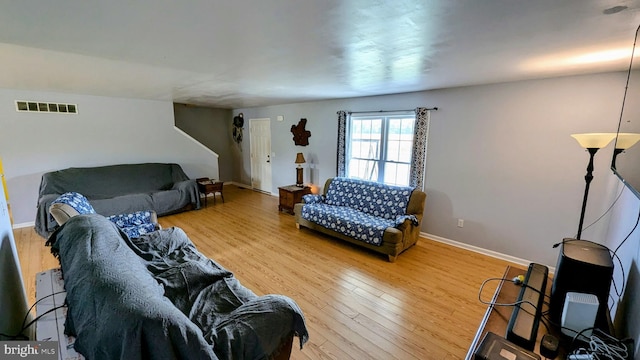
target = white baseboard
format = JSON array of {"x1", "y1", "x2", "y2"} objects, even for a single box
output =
[
  {"x1": 229, "y1": 181, "x2": 251, "y2": 189},
  {"x1": 228, "y1": 182, "x2": 277, "y2": 197},
  {"x1": 422, "y1": 232, "x2": 555, "y2": 274},
  {"x1": 13, "y1": 221, "x2": 34, "y2": 229}
]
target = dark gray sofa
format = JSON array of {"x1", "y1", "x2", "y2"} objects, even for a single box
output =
[
  {"x1": 35, "y1": 163, "x2": 201, "y2": 237},
  {"x1": 45, "y1": 214, "x2": 308, "y2": 359}
]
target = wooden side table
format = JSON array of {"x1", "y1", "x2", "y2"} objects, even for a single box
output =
[
  {"x1": 278, "y1": 185, "x2": 311, "y2": 214},
  {"x1": 197, "y1": 178, "x2": 224, "y2": 206}
]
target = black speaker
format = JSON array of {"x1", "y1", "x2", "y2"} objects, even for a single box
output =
[{"x1": 549, "y1": 239, "x2": 613, "y2": 331}]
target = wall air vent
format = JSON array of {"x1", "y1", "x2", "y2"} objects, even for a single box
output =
[{"x1": 15, "y1": 100, "x2": 78, "y2": 114}]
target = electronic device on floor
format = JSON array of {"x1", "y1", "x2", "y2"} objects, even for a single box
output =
[
  {"x1": 561, "y1": 292, "x2": 599, "y2": 340},
  {"x1": 549, "y1": 239, "x2": 613, "y2": 331},
  {"x1": 474, "y1": 331, "x2": 541, "y2": 360},
  {"x1": 506, "y1": 262, "x2": 548, "y2": 351}
]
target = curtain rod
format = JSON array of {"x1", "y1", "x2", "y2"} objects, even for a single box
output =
[{"x1": 348, "y1": 107, "x2": 438, "y2": 114}]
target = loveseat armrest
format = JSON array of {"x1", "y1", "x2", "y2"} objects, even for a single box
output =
[
  {"x1": 407, "y1": 189, "x2": 427, "y2": 217},
  {"x1": 171, "y1": 178, "x2": 195, "y2": 191},
  {"x1": 393, "y1": 189, "x2": 427, "y2": 251},
  {"x1": 302, "y1": 194, "x2": 324, "y2": 204},
  {"x1": 171, "y1": 179, "x2": 201, "y2": 209}
]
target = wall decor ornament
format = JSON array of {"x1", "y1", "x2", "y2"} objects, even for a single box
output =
[
  {"x1": 291, "y1": 118, "x2": 311, "y2": 146},
  {"x1": 232, "y1": 113, "x2": 244, "y2": 144}
]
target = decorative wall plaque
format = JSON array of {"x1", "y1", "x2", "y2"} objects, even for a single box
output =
[
  {"x1": 291, "y1": 118, "x2": 311, "y2": 146},
  {"x1": 232, "y1": 113, "x2": 244, "y2": 144}
]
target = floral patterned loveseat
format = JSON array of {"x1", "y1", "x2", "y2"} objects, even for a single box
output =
[{"x1": 294, "y1": 177, "x2": 426, "y2": 262}]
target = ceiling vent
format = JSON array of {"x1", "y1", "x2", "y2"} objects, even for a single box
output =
[{"x1": 15, "y1": 100, "x2": 78, "y2": 114}]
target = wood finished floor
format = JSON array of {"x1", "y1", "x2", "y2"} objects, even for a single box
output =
[{"x1": 15, "y1": 185, "x2": 516, "y2": 359}]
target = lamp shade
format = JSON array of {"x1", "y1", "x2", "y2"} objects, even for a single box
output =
[
  {"x1": 570, "y1": 133, "x2": 616, "y2": 149},
  {"x1": 295, "y1": 152, "x2": 306, "y2": 164},
  {"x1": 615, "y1": 133, "x2": 640, "y2": 150}
]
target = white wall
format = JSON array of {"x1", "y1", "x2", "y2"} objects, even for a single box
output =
[
  {"x1": 235, "y1": 71, "x2": 626, "y2": 267},
  {"x1": 0, "y1": 89, "x2": 219, "y2": 225}
]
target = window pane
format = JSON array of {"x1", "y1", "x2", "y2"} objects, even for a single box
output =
[
  {"x1": 386, "y1": 137, "x2": 413, "y2": 162},
  {"x1": 350, "y1": 118, "x2": 382, "y2": 160},
  {"x1": 387, "y1": 138, "x2": 401, "y2": 162},
  {"x1": 348, "y1": 159, "x2": 378, "y2": 181},
  {"x1": 386, "y1": 117, "x2": 414, "y2": 163},
  {"x1": 398, "y1": 140, "x2": 413, "y2": 161},
  {"x1": 351, "y1": 139, "x2": 380, "y2": 159},
  {"x1": 383, "y1": 162, "x2": 411, "y2": 186}
]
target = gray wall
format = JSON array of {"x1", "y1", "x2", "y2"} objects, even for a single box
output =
[
  {"x1": 603, "y1": 178, "x2": 640, "y2": 354},
  {"x1": 0, "y1": 89, "x2": 219, "y2": 225},
  {"x1": 173, "y1": 103, "x2": 234, "y2": 181},
  {"x1": 234, "y1": 71, "x2": 640, "y2": 344},
  {"x1": 234, "y1": 71, "x2": 625, "y2": 267}
]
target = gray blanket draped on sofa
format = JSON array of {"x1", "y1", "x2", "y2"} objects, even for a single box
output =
[
  {"x1": 47, "y1": 215, "x2": 308, "y2": 360},
  {"x1": 35, "y1": 163, "x2": 201, "y2": 237}
]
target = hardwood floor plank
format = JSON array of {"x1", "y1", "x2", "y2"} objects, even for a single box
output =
[
  {"x1": 15, "y1": 184, "x2": 514, "y2": 359},
  {"x1": 315, "y1": 340, "x2": 358, "y2": 360}
]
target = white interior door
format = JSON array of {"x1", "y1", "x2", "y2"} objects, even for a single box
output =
[{"x1": 249, "y1": 118, "x2": 272, "y2": 193}]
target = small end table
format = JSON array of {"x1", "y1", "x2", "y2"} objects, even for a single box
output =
[
  {"x1": 278, "y1": 185, "x2": 311, "y2": 214},
  {"x1": 197, "y1": 178, "x2": 224, "y2": 206}
]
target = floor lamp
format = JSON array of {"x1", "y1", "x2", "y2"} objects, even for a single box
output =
[
  {"x1": 611, "y1": 133, "x2": 640, "y2": 170},
  {"x1": 570, "y1": 133, "x2": 616, "y2": 239}
]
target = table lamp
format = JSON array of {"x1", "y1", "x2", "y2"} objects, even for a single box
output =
[{"x1": 295, "y1": 153, "x2": 305, "y2": 187}]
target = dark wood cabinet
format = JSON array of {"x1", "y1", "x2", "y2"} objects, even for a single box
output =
[{"x1": 278, "y1": 185, "x2": 311, "y2": 214}]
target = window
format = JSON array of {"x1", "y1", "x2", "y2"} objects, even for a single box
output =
[{"x1": 346, "y1": 112, "x2": 416, "y2": 186}]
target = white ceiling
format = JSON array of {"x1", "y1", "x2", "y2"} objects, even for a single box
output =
[{"x1": 1, "y1": 0, "x2": 640, "y2": 109}]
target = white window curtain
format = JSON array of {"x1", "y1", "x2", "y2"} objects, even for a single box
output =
[{"x1": 336, "y1": 108, "x2": 431, "y2": 190}]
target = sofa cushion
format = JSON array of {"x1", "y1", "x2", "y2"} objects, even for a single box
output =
[
  {"x1": 50, "y1": 192, "x2": 160, "y2": 239},
  {"x1": 90, "y1": 193, "x2": 153, "y2": 216},
  {"x1": 301, "y1": 203, "x2": 395, "y2": 246},
  {"x1": 324, "y1": 177, "x2": 413, "y2": 220},
  {"x1": 106, "y1": 211, "x2": 159, "y2": 238},
  {"x1": 106, "y1": 211, "x2": 156, "y2": 228},
  {"x1": 51, "y1": 192, "x2": 96, "y2": 215},
  {"x1": 118, "y1": 223, "x2": 158, "y2": 238},
  {"x1": 49, "y1": 192, "x2": 97, "y2": 226}
]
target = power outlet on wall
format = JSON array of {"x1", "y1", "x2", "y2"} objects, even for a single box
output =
[{"x1": 457, "y1": 219, "x2": 464, "y2": 228}]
